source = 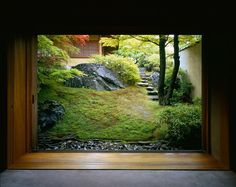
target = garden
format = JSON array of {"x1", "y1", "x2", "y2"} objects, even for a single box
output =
[{"x1": 36, "y1": 35, "x2": 202, "y2": 151}]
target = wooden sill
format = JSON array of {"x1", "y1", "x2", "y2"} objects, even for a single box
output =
[{"x1": 9, "y1": 152, "x2": 226, "y2": 170}]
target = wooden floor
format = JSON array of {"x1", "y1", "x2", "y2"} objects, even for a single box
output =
[{"x1": 9, "y1": 152, "x2": 226, "y2": 170}]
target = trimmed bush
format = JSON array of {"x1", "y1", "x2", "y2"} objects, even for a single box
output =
[
  {"x1": 155, "y1": 104, "x2": 202, "y2": 149},
  {"x1": 165, "y1": 68, "x2": 193, "y2": 104},
  {"x1": 92, "y1": 54, "x2": 141, "y2": 85},
  {"x1": 49, "y1": 68, "x2": 84, "y2": 83}
]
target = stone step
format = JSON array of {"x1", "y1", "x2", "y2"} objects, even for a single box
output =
[
  {"x1": 146, "y1": 86, "x2": 154, "y2": 91},
  {"x1": 147, "y1": 90, "x2": 158, "y2": 95},
  {"x1": 142, "y1": 78, "x2": 151, "y2": 81},
  {"x1": 141, "y1": 79, "x2": 148, "y2": 83},
  {"x1": 137, "y1": 82, "x2": 149, "y2": 87},
  {"x1": 148, "y1": 95, "x2": 159, "y2": 101},
  {"x1": 141, "y1": 76, "x2": 150, "y2": 80}
]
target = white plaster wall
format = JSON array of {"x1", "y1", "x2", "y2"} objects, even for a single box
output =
[{"x1": 179, "y1": 42, "x2": 202, "y2": 98}]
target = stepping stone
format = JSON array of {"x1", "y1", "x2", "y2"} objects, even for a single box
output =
[
  {"x1": 137, "y1": 82, "x2": 149, "y2": 87},
  {"x1": 146, "y1": 86, "x2": 154, "y2": 91},
  {"x1": 141, "y1": 80, "x2": 148, "y2": 83},
  {"x1": 141, "y1": 75, "x2": 150, "y2": 78},
  {"x1": 147, "y1": 90, "x2": 158, "y2": 95},
  {"x1": 148, "y1": 95, "x2": 159, "y2": 101},
  {"x1": 141, "y1": 76, "x2": 147, "y2": 79}
]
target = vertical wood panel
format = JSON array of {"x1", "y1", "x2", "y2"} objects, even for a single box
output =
[
  {"x1": 0, "y1": 36, "x2": 7, "y2": 171},
  {"x1": 7, "y1": 36, "x2": 15, "y2": 166},
  {"x1": 7, "y1": 36, "x2": 37, "y2": 167},
  {"x1": 202, "y1": 36, "x2": 210, "y2": 153},
  {"x1": 13, "y1": 37, "x2": 27, "y2": 160},
  {"x1": 208, "y1": 34, "x2": 229, "y2": 168},
  {"x1": 26, "y1": 36, "x2": 37, "y2": 151}
]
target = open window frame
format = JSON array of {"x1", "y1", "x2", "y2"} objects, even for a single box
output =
[{"x1": 6, "y1": 35, "x2": 229, "y2": 169}]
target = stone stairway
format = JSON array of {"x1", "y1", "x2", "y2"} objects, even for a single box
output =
[{"x1": 137, "y1": 68, "x2": 158, "y2": 101}]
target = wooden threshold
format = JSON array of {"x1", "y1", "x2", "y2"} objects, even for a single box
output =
[{"x1": 9, "y1": 152, "x2": 226, "y2": 170}]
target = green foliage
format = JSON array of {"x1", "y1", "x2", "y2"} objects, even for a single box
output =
[
  {"x1": 100, "y1": 35, "x2": 159, "y2": 68},
  {"x1": 144, "y1": 54, "x2": 160, "y2": 71},
  {"x1": 164, "y1": 68, "x2": 193, "y2": 104},
  {"x1": 116, "y1": 50, "x2": 148, "y2": 67},
  {"x1": 37, "y1": 65, "x2": 84, "y2": 92},
  {"x1": 92, "y1": 54, "x2": 141, "y2": 85},
  {"x1": 117, "y1": 37, "x2": 159, "y2": 69},
  {"x1": 38, "y1": 35, "x2": 69, "y2": 66},
  {"x1": 49, "y1": 68, "x2": 84, "y2": 83},
  {"x1": 155, "y1": 103, "x2": 202, "y2": 149},
  {"x1": 179, "y1": 35, "x2": 202, "y2": 50},
  {"x1": 99, "y1": 36, "x2": 119, "y2": 47},
  {"x1": 38, "y1": 35, "x2": 89, "y2": 67},
  {"x1": 193, "y1": 97, "x2": 202, "y2": 105},
  {"x1": 37, "y1": 35, "x2": 89, "y2": 91}
]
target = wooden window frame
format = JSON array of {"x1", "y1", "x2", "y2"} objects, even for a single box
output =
[
  {"x1": 70, "y1": 41, "x2": 100, "y2": 58},
  {"x1": 6, "y1": 35, "x2": 229, "y2": 170}
]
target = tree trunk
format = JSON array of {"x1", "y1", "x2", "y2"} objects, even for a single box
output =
[
  {"x1": 166, "y1": 34, "x2": 180, "y2": 105},
  {"x1": 158, "y1": 35, "x2": 167, "y2": 105}
]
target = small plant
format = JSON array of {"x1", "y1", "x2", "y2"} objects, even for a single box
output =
[
  {"x1": 37, "y1": 65, "x2": 84, "y2": 92},
  {"x1": 49, "y1": 68, "x2": 84, "y2": 83},
  {"x1": 154, "y1": 103, "x2": 202, "y2": 149},
  {"x1": 92, "y1": 54, "x2": 141, "y2": 85},
  {"x1": 165, "y1": 68, "x2": 193, "y2": 104}
]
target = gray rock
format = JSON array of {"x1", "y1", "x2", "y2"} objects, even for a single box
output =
[
  {"x1": 37, "y1": 134, "x2": 178, "y2": 151},
  {"x1": 38, "y1": 100, "x2": 65, "y2": 132},
  {"x1": 65, "y1": 63, "x2": 125, "y2": 91},
  {"x1": 139, "y1": 67, "x2": 146, "y2": 77},
  {"x1": 150, "y1": 72, "x2": 160, "y2": 88}
]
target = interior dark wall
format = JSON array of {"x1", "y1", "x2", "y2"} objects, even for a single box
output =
[
  {"x1": 0, "y1": 2, "x2": 235, "y2": 171},
  {"x1": 0, "y1": 37, "x2": 7, "y2": 172},
  {"x1": 206, "y1": 32, "x2": 235, "y2": 171},
  {"x1": 228, "y1": 37, "x2": 236, "y2": 171}
]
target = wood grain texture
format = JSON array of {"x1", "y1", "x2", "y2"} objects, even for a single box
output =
[
  {"x1": 202, "y1": 42, "x2": 209, "y2": 152},
  {"x1": 7, "y1": 36, "x2": 27, "y2": 164},
  {"x1": 9, "y1": 153, "x2": 225, "y2": 170},
  {"x1": 26, "y1": 36, "x2": 37, "y2": 151}
]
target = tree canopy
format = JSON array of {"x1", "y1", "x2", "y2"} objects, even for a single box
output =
[
  {"x1": 99, "y1": 34, "x2": 201, "y2": 105},
  {"x1": 38, "y1": 35, "x2": 89, "y2": 66}
]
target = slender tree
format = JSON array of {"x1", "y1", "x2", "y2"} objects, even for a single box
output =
[
  {"x1": 158, "y1": 35, "x2": 167, "y2": 105},
  {"x1": 99, "y1": 35, "x2": 201, "y2": 105},
  {"x1": 165, "y1": 34, "x2": 180, "y2": 105}
]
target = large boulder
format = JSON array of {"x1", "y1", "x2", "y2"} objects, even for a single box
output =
[
  {"x1": 38, "y1": 100, "x2": 65, "y2": 132},
  {"x1": 65, "y1": 63, "x2": 125, "y2": 91}
]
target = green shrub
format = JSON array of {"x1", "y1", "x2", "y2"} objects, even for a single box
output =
[
  {"x1": 38, "y1": 35, "x2": 69, "y2": 66},
  {"x1": 193, "y1": 97, "x2": 202, "y2": 105},
  {"x1": 37, "y1": 65, "x2": 84, "y2": 91},
  {"x1": 155, "y1": 104, "x2": 202, "y2": 149},
  {"x1": 143, "y1": 54, "x2": 159, "y2": 72},
  {"x1": 49, "y1": 68, "x2": 84, "y2": 83},
  {"x1": 165, "y1": 68, "x2": 193, "y2": 104},
  {"x1": 92, "y1": 54, "x2": 141, "y2": 85},
  {"x1": 116, "y1": 50, "x2": 148, "y2": 67}
]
